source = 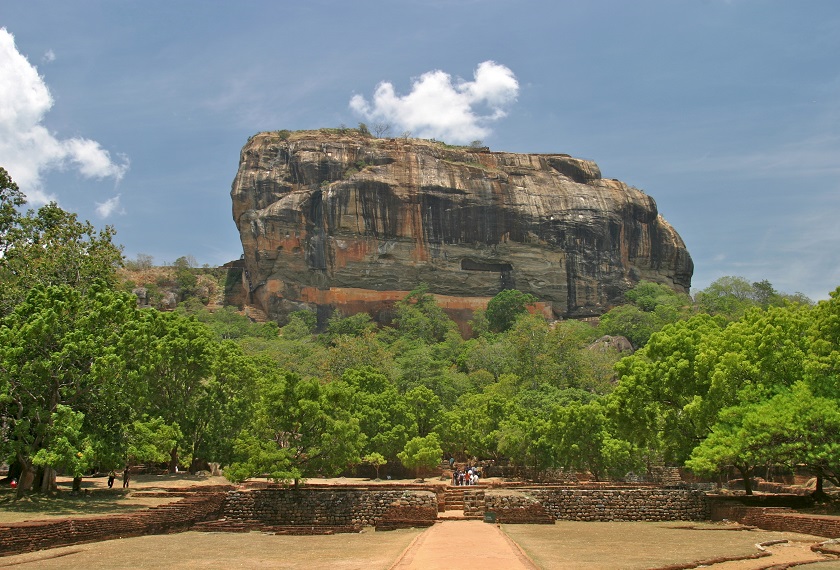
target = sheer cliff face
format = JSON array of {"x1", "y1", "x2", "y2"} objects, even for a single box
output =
[{"x1": 231, "y1": 130, "x2": 693, "y2": 324}]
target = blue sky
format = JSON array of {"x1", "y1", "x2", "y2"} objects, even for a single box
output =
[{"x1": 2, "y1": 1, "x2": 839, "y2": 300}]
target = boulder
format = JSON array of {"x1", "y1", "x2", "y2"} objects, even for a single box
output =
[{"x1": 230, "y1": 129, "x2": 693, "y2": 327}]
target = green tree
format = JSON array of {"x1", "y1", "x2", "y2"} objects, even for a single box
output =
[
  {"x1": 689, "y1": 382, "x2": 840, "y2": 496},
  {"x1": 363, "y1": 452, "x2": 387, "y2": 480},
  {"x1": 404, "y1": 385, "x2": 442, "y2": 437},
  {"x1": 392, "y1": 284, "x2": 458, "y2": 344},
  {"x1": 325, "y1": 332, "x2": 391, "y2": 380},
  {"x1": 599, "y1": 281, "x2": 690, "y2": 348},
  {"x1": 131, "y1": 310, "x2": 216, "y2": 471},
  {"x1": 188, "y1": 340, "x2": 260, "y2": 469},
  {"x1": 550, "y1": 400, "x2": 638, "y2": 481},
  {"x1": 325, "y1": 311, "x2": 377, "y2": 344},
  {"x1": 343, "y1": 367, "x2": 413, "y2": 462},
  {"x1": 598, "y1": 305, "x2": 659, "y2": 349},
  {"x1": 693, "y1": 276, "x2": 758, "y2": 319},
  {"x1": 173, "y1": 256, "x2": 198, "y2": 301},
  {"x1": 686, "y1": 402, "x2": 768, "y2": 495},
  {"x1": 125, "y1": 417, "x2": 182, "y2": 467},
  {"x1": 498, "y1": 404, "x2": 553, "y2": 478},
  {"x1": 0, "y1": 283, "x2": 140, "y2": 493},
  {"x1": 805, "y1": 286, "x2": 840, "y2": 400},
  {"x1": 485, "y1": 289, "x2": 537, "y2": 333},
  {"x1": 227, "y1": 371, "x2": 364, "y2": 486},
  {"x1": 442, "y1": 386, "x2": 513, "y2": 461},
  {"x1": 455, "y1": 335, "x2": 512, "y2": 380},
  {"x1": 504, "y1": 313, "x2": 582, "y2": 390},
  {"x1": 607, "y1": 313, "x2": 725, "y2": 464},
  {"x1": 0, "y1": 166, "x2": 25, "y2": 256},
  {"x1": 0, "y1": 200, "x2": 123, "y2": 316},
  {"x1": 281, "y1": 310, "x2": 317, "y2": 340},
  {"x1": 32, "y1": 405, "x2": 95, "y2": 493},
  {"x1": 398, "y1": 433, "x2": 443, "y2": 481}
]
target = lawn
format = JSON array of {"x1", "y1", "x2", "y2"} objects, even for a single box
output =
[{"x1": 502, "y1": 520, "x2": 834, "y2": 570}]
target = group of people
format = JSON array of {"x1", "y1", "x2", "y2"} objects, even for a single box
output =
[
  {"x1": 106, "y1": 466, "x2": 131, "y2": 488},
  {"x1": 452, "y1": 466, "x2": 480, "y2": 486}
]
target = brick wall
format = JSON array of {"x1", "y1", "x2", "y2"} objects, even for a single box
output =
[
  {"x1": 0, "y1": 490, "x2": 230, "y2": 557},
  {"x1": 709, "y1": 499, "x2": 840, "y2": 538}
]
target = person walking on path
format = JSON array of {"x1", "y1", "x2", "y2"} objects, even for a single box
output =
[
  {"x1": 107, "y1": 470, "x2": 116, "y2": 488},
  {"x1": 122, "y1": 465, "x2": 131, "y2": 488}
]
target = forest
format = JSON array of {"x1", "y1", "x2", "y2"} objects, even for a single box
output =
[{"x1": 1, "y1": 166, "x2": 838, "y2": 496}]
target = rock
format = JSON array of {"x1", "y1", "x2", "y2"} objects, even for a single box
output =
[
  {"x1": 230, "y1": 129, "x2": 693, "y2": 327},
  {"x1": 588, "y1": 335, "x2": 634, "y2": 354}
]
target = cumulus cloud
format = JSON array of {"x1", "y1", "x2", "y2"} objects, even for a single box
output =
[
  {"x1": 95, "y1": 194, "x2": 123, "y2": 218},
  {"x1": 0, "y1": 28, "x2": 129, "y2": 204},
  {"x1": 350, "y1": 61, "x2": 519, "y2": 143}
]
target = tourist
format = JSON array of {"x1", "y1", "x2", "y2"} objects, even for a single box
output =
[
  {"x1": 107, "y1": 470, "x2": 116, "y2": 488},
  {"x1": 122, "y1": 465, "x2": 131, "y2": 488}
]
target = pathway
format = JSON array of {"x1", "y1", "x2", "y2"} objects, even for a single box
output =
[{"x1": 388, "y1": 520, "x2": 538, "y2": 570}]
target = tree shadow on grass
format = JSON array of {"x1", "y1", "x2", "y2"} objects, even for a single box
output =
[{"x1": 0, "y1": 487, "x2": 164, "y2": 520}]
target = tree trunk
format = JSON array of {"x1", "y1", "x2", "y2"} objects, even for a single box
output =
[
  {"x1": 40, "y1": 467, "x2": 57, "y2": 493},
  {"x1": 811, "y1": 475, "x2": 829, "y2": 501},
  {"x1": 737, "y1": 465, "x2": 754, "y2": 495},
  {"x1": 15, "y1": 454, "x2": 35, "y2": 498},
  {"x1": 168, "y1": 446, "x2": 178, "y2": 473}
]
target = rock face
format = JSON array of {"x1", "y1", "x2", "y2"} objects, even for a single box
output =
[{"x1": 230, "y1": 129, "x2": 693, "y2": 326}]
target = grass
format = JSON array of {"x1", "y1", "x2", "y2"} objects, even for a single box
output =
[
  {"x1": 501, "y1": 520, "x2": 830, "y2": 570},
  {"x1": 0, "y1": 490, "x2": 175, "y2": 523},
  {"x1": 0, "y1": 473, "x2": 227, "y2": 523},
  {"x1": 0, "y1": 528, "x2": 424, "y2": 569}
]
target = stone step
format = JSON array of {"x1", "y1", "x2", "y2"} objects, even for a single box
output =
[
  {"x1": 243, "y1": 305, "x2": 269, "y2": 323},
  {"x1": 437, "y1": 513, "x2": 484, "y2": 521}
]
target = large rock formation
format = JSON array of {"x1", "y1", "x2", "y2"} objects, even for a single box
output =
[{"x1": 230, "y1": 129, "x2": 692, "y2": 326}]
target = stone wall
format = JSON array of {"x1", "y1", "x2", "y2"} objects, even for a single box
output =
[
  {"x1": 217, "y1": 485, "x2": 710, "y2": 529},
  {"x1": 509, "y1": 487, "x2": 709, "y2": 522},
  {"x1": 485, "y1": 492, "x2": 554, "y2": 524},
  {"x1": 219, "y1": 486, "x2": 437, "y2": 530},
  {"x1": 463, "y1": 489, "x2": 485, "y2": 517}
]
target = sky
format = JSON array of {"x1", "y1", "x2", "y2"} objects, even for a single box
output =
[{"x1": 2, "y1": 1, "x2": 839, "y2": 301}]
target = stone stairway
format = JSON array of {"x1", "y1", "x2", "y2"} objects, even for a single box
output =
[
  {"x1": 243, "y1": 305, "x2": 269, "y2": 323},
  {"x1": 439, "y1": 487, "x2": 484, "y2": 521},
  {"x1": 443, "y1": 487, "x2": 465, "y2": 511}
]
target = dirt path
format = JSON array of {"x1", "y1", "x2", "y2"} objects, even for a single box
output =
[{"x1": 389, "y1": 520, "x2": 538, "y2": 570}]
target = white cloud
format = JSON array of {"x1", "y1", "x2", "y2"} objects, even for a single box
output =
[
  {"x1": 350, "y1": 61, "x2": 519, "y2": 143},
  {"x1": 0, "y1": 28, "x2": 129, "y2": 205},
  {"x1": 42, "y1": 49, "x2": 55, "y2": 63},
  {"x1": 95, "y1": 194, "x2": 124, "y2": 218}
]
